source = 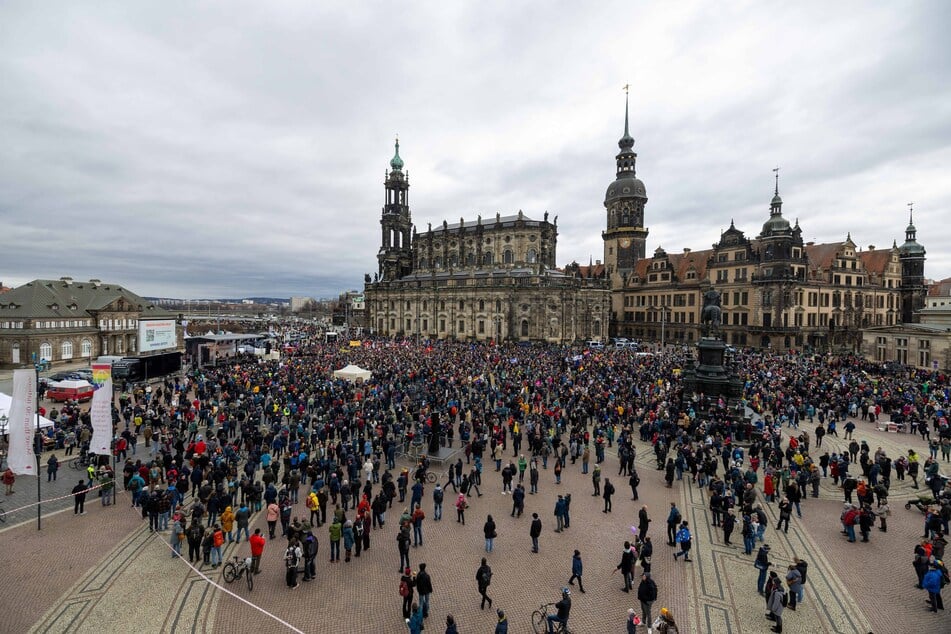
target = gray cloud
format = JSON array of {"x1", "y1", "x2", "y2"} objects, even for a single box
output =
[{"x1": 1, "y1": 1, "x2": 949, "y2": 299}]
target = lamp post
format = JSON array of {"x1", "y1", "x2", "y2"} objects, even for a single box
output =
[{"x1": 31, "y1": 352, "x2": 42, "y2": 530}]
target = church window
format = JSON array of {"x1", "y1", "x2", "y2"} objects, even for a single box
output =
[
  {"x1": 503, "y1": 250, "x2": 514, "y2": 264},
  {"x1": 527, "y1": 249, "x2": 537, "y2": 263},
  {"x1": 483, "y1": 252, "x2": 493, "y2": 265},
  {"x1": 520, "y1": 320, "x2": 529, "y2": 337}
]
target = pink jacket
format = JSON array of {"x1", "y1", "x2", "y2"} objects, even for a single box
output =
[{"x1": 266, "y1": 503, "x2": 280, "y2": 522}]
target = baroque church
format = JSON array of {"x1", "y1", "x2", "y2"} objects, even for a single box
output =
[
  {"x1": 365, "y1": 97, "x2": 929, "y2": 351},
  {"x1": 363, "y1": 140, "x2": 610, "y2": 343}
]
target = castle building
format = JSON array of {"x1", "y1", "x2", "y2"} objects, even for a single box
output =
[
  {"x1": 364, "y1": 141, "x2": 609, "y2": 343},
  {"x1": 602, "y1": 107, "x2": 924, "y2": 352}
]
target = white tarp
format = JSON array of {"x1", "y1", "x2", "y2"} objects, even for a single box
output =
[
  {"x1": 0, "y1": 391, "x2": 56, "y2": 435},
  {"x1": 332, "y1": 364, "x2": 372, "y2": 382}
]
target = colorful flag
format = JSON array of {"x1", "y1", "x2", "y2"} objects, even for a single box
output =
[
  {"x1": 90, "y1": 379, "x2": 113, "y2": 455},
  {"x1": 7, "y1": 369, "x2": 38, "y2": 475}
]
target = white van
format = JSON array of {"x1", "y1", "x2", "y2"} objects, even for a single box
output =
[{"x1": 586, "y1": 340, "x2": 604, "y2": 349}]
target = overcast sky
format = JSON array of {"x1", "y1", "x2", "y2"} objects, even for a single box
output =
[{"x1": 2, "y1": 1, "x2": 949, "y2": 299}]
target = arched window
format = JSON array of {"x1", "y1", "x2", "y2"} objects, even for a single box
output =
[
  {"x1": 503, "y1": 250, "x2": 514, "y2": 264},
  {"x1": 466, "y1": 252, "x2": 475, "y2": 266},
  {"x1": 434, "y1": 257, "x2": 443, "y2": 269},
  {"x1": 520, "y1": 320, "x2": 529, "y2": 337},
  {"x1": 39, "y1": 342, "x2": 52, "y2": 361},
  {"x1": 449, "y1": 254, "x2": 459, "y2": 268},
  {"x1": 81, "y1": 339, "x2": 92, "y2": 357},
  {"x1": 61, "y1": 340, "x2": 73, "y2": 359},
  {"x1": 483, "y1": 252, "x2": 493, "y2": 266},
  {"x1": 479, "y1": 300, "x2": 485, "y2": 311},
  {"x1": 527, "y1": 249, "x2": 537, "y2": 263}
]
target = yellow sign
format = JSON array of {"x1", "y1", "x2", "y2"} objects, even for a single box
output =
[{"x1": 349, "y1": 340, "x2": 362, "y2": 347}]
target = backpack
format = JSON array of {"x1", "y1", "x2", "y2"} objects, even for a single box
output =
[
  {"x1": 399, "y1": 579, "x2": 410, "y2": 597},
  {"x1": 780, "y1": 589, "x2": 788, "y2": 607},
  {"x1": 285, "y1": 547, "x2": 299, "y2": 568},
  {"x1": 304, "y1": 535, "x2": 318, "y2": 558}
]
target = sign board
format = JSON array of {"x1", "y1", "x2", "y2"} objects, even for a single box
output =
[
  {"x1": 349, "y1": 340, "x2": 362, "y2": 347},
  {"x1": 138, "y1": 319, "x2": 177, "y2": 352}
]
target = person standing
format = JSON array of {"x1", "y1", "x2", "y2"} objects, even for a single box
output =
[
  {"x1": 554, "y1": 495, "x2": 566, "y2": 533},
  {"x1": 399, "y1": 567, "x2": 416, "y2": 619},
  {"x1": 617, "y1": 541, "x2": 635, "y2": 592},
  {"x1": 784, "y1": 564, "x2": 802, "y2": 610},
  {"x1": 456, "y1": 492, "x2": 467, "y2": 525},
  {"x1": 329, "y1": 517, "x2": 342, "y2": 563},
  {"x1": 777, "y1": 497, "x2": 792, "y2": 534},
  {"x1": 754, "y1": 544, "x2": 772, "y2": 594},
  {"x1": 592, "y1": 464, "x2": 601, "y2": 496},
  {"x1": 603, "y1": 478, "x2": 615, "y2": 513},
  {"x1": 249, "y1": 528, "x2": 266, "y2": 574},
  {"x1": 529, "y1": 458, "x2": 539, "y2": 494},
  {"x1": 530, "y1": 513, "x2": 542, "y2": 553},
  {"x1": 567, "y1": 549, "x2": 585, "y2": 592},
  {"x1": 484, "y1": 515, "x2": 497, "y2": 552},
  {"x1": 415, "y1": 563, "x2": 433, "y2": 619},
  {"x1": 72, "y1": 479, "x2": 87, "y2": 515},
  {"x1": 476, "y1": 557, "x2": 493, "y2": 609},
  {"x1": 284, "y1": 538, "x2": 302, "y2": 589},
  {"x1": 170, "y1": 514, "x2": 184, "y2": 558},
  {"x1": 638, "y1": 505, "x2": 651, "y2": 540},
  {"x1": 47, "y1": 454, "x2": 59, "y2": 482},
  {"x1": 3, "y1": 467, "x2": 15, "y2": 495},
  {"x1": 767, "y1": 578, "x2": 786, "y2": 632},
  {"x1": 666, "y1": 503, "x2": 682, "y2": 545},
  {"x1": 723, "y1": 509, "x2": 736, "y2": 545},
  {"x1": 637, "y1": 571, "x2": 657, "y2": 629},
  {"x1": 432, "y1": 483, "x2": 443, "y2": 521},
  {"x1": 629, "y1": 469, "x2": 640, "y2": 500},
  {"x1": 923, "y1": 563, "x2": 945, "y2": 612}
]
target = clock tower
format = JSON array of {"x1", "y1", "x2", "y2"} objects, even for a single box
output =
[{"x1": 602, "y1": 89, "x2": 649, "y2": 288}]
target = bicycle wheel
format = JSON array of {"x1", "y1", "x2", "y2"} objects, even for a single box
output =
[
  {"x1": 426, "y1": 472, "x2": 437, "y2": 484},
  {"x1": 531, "y1": 610, "x2": 547, "y2": 634},
  {"x1": 222, "y1": 562, "x2": 238, "y2": 583},
  {"x1": 245, "y1": 568, "x2": 253, "y2": 591}
]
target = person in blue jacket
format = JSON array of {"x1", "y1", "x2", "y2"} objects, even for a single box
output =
[{"x1": 922, "y1": 562, "x2": 946, "y2": 612}]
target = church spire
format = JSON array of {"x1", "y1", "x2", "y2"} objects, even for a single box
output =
[
  {"x1": 390, "y1": 136, "x2": 404, "y2": 171},
  {"x1": 770, "y1": 166, "x2": 783, "y2": 215},
  {"x1": 618, "y1": 84, "x2": 634, "y2": 150}
]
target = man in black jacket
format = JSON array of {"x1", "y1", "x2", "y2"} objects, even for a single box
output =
[
  {"x1": 530, "y1": 513, "x2": 542, "y2": 553},
  {"x1": 415, "y1": 563, "x2": 433, "y2": 619},
  {"x1": 637, "y1": 572, "x2": 658, "y2": 628},
  {"x1": 476, "y1": 558, "x2": 493, "y2": 609},
  {"x1": 617, "y1": 541, "x2": 635, "y2": 592}
]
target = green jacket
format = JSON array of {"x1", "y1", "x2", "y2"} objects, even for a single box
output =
[{"x1": 329, "y1": 521, "x2": 342, "y2": 542}]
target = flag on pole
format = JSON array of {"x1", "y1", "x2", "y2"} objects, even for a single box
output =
[
  {"x1": 7, "y1": 369, "x2": 37, "y2": 475},
  {"x1": 90, "y1": 379, "x2": 113, "y2": 456}
]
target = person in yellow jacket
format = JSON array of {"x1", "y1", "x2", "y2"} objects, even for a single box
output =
[
  {"x1": 306, "y1": 491, "x2": 320, "y2": 525},
  {"x1": 220, "y1": 506, "x2": 236, "y2": 542}
]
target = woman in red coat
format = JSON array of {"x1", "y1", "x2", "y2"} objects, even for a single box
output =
[{"x1": 763, "y1": 472, "x2": 775, "y2": 503}]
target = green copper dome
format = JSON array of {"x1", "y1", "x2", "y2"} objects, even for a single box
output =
[{"x1": 390, "y1": 138, "x2": 404, "y2": 171}]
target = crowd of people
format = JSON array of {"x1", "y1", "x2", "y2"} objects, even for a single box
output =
[{"x1": 39, "y1": 333, "x2": 951, "y2": 631}]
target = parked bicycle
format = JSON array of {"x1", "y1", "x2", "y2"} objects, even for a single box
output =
[
  {"x1": 222, "y1": 555, "x2": 254, "y2": 591},
  {"x1": 531, "y1": 602, "x2": 570, "y2": 633},
  {"x1": 69, "y1": 453, "x2": 92, "y2": 470}
]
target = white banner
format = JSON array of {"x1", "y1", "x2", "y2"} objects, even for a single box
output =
[
  {"x1": 7, "y1": 369, "x2": 38, "y2": 475},
  {"x1": 90, "y1": 379, "x2": 113, "y2": 455}
]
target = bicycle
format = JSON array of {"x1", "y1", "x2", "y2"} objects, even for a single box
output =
[
  {"x1": 70, "y1": 454, "x2": 92, "y2": 471},
  {"x1": 222, "y1": 555, "x2": 254, "y2": 591},
  {"x1": 531, "y1": 603, "x2": 570, "y2": 634}
]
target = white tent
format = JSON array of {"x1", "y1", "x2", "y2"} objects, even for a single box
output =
[
  {"x1": 332, "y1": 364, "x2": 372, "y2": 382},
  {"x1": 0, "y1": 392, "x2": 57, "y2": 435}
]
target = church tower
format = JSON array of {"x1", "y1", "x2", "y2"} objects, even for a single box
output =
[
  {"x1": 602, "y1": 88, "x2": 649, "y2": 288},
  {"x1": 378, "y1": 138, "x2": 414, "y2": 281},
  {"x1": 898, "y1": 205, "x2": 927, "y2": 323}
]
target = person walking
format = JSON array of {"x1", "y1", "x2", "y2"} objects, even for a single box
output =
[
  {"x1": 455, "y1": 492, "x2": 467, "y2": 525},
  {"x1": 266, "y1": 500, "x2": 280, "y2": 539},
  {"x1": 329, "y1": 516, "x2": 342, "y2": 563},
  {"x1": 592, "y1": 464, "x2": 601, "y2": 496},
  {"x1": 530, "y1": 513, "x2": 542, "y2": 553},
  {"x1": 603, "y1": 477, "x2": 615, "y2": 513},
  {"x1": 567, "y1": 549, "x2": 585, "y2": 592},
  {"x1": 415, "y1": 563, "x2": 433, "y2": 619},
  {"x1": 170, "y1": 514, "x2": 184, "y2": 558},
  {"x1": 484, "y1": 515, "x2": 497, "y2": 552},
  {"x1": 72, "y1": 479, "x2": 87, "y2": 515},
  {"x1": 637, "y1": 571, "x2": 658, "y2": 629},
  {"x1": 432, "y1": 483, "x2": 443, "y2": 521},
  {"x1": 476, "y1": 557, "x2": 493, "y2": 609},
  {"x1": 673, "y1": 522, "x2": 692, "y2": 562}
]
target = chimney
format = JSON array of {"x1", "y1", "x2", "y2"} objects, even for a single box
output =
[
  {"x1": 595, "y1": 260, "x2": 602, "y2": 266},
  {"x1": 683, "y1": 248, "x2": 691, "y2": 254},
  {"x1": 806, "y1": 241, "x2": 815, "y2": 246},
  {"x1": 89, "y1": 279, "x2": 101, "y2": 287},
  {"x1": 60, "y1": 276, "x2": 73, "y2": 285},
  {"x1": 868, "y1": 245, "x2": 875, "y2": 251}
]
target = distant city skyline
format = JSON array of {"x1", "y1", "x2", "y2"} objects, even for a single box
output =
[{"x1": 3, "y1": 2, "x2": 949, "y2": 298}]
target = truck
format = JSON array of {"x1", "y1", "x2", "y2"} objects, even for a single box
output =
[{"x1": 112, "y1": 352, "x2": 183, "y2": 383}]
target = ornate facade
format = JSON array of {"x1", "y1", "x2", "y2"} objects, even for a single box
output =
[{"x1": 364, "y1": 142, "x2": 609, "y2": 343}]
